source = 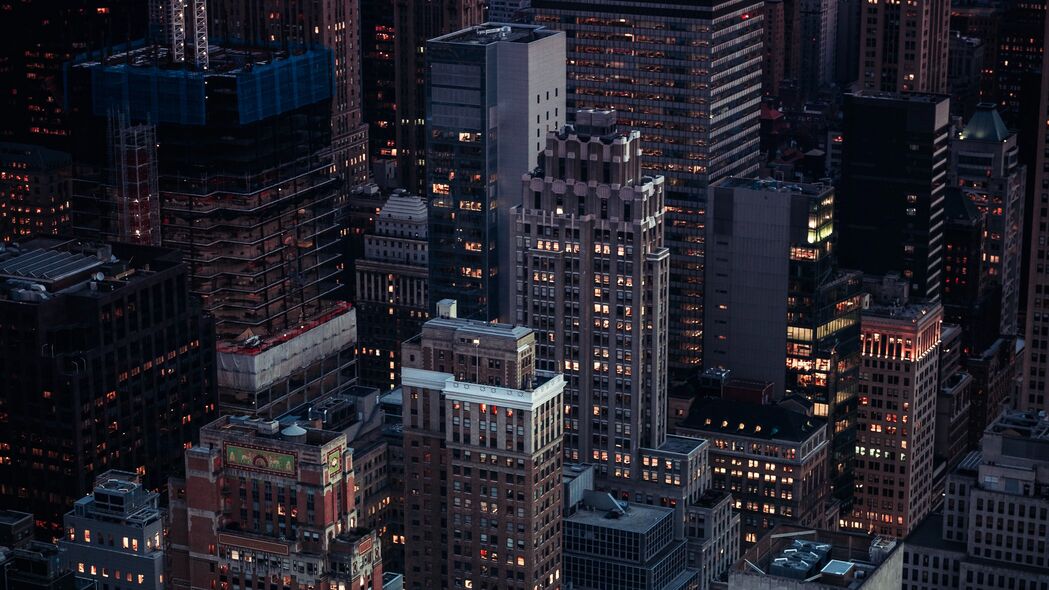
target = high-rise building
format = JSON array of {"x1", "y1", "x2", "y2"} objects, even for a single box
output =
[
  {"x1": 512, "y1": 111, "x2": 669, "y2": 479},
  {"x1": 848, "y1": 288, "x2": 942, "y2": 538},
  {"x1": 563, "y1": 491, "x2": 701, "y2": 590},
  {"x1": 426, "y1": 23, "x2": 566, "y2": 322},
  {"x1": 902, "y1": 410, "x2": 1049, "y2": 590},
  {"x1": 488, "y1": 0, "x2": 528, "y2": 23},
  {"x1": 361, "y1": 1, "x2": 397, "y2": 173},
  {"x1": 950, "y1": 104, "x2": 1025, "y2": 336},
  {"x1": 858, "y1": 0, "x2": 950, "y2": 93},
  {"x1": 400, "y1": 307, "x2": 565, "y2": 590},
  {"x1": 676, "y1": 398, "x2": 832, "y2": 548},
  {"x1": 799, "y1": 0, "x2": 838, "y2": 95},
  {"x1": 763, "y1": 0, "x2": 787, "y2": 97},
  {"x1": 58, "y1": 471, "x2": 165, "y2": 590},
  {"x1": 210, "y1": 0, "x2": 370, "y2": 186},
  {"x1": 0, "y1": 144, "x2": 72, "y2": 245},
  {"x1": 704, "y1": 178, "x2": 863, "y2": 498},
  {"x1": 167, "y1": 415, "x2": 384, "y2": 590},
  {"x1": 941, "y1": 189, "x2": 1000, "y2": 354},
  {"x1": 1020, "y1": 10, "x2": 1049, "y2": 413},
  {"x1": 0, "y1": 238, "x2": 216, "y2": 535},
  {"x1": 70, "y1": 41, "x2": 361, "y2": 417},
  {"x1": 1, "y1": 541, "x2": 98, "y2": 590},
  {"x1": 381, "y1": 0, "x2": 484, "y2": 193},
  {"x1": 0, "y1": 0, "x2": 146, "y2": 149},
  {"x1": 947, "y1": 33, "x2": 986, "y2": 118},
  {"x1": 355, "y1": 192, "x2": 429, "y2": 390},
  {"x1": 838, "y1": 92, "x2": 949, "y2": 301},
  {"x1": 532, "y1": 0, "x2": 764, "y2": 376}
]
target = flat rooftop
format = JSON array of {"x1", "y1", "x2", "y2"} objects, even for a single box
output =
[
  {"x1": 651, "y1": 435, "x2": 706, "y2": 456},
  {"x1": 988, "y1": 410, "x2": 1049, "y2": 441},
  {"x1": 719, "y1": 177, "x2": 833, "y2": 196},
  {"x1": 0, "y1": 510, "x2": 32, "y2": 526},
  {"x1": 431, "y1": 23, "x2": 559, "y2": 46},
  {"x1": 565, "y1": 498, "x2": 672, "y2": 535}
]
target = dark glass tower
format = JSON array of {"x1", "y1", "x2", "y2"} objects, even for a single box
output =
[{"x1": 838, "y1": 92, "x2": 949, "y2": 301}]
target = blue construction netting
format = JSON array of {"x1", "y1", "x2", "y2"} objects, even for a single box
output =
[{"x1": 87, "y1": 47, "x2": 333, "y2": 126}]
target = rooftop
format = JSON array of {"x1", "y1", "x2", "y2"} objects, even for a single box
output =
[
  {"x1": 719, "y1": 177, "x2": 833, "y2": 196},
  {"x1": 431, "y1": 23, "x2": 559, "y2": 46},
  {"x1": 679, "y1": 398, "x2": 825, "y2": 443},
  {"x1": 959, "y1": 103, "x2": 1011, "y2": 142},
  {"x1": 987, "y1": 409, "x2": 1049, "y2": 441},
  {"x1": 0, "y1": 510, "x2": 32, "y2": 526},
  {"x1": 904, "y1": 512, "x2": 965, "y2": 553},
  {"x1": 649, "y1": 435, "x2": 706, "y2": 456},
  {"x1": 205, "y1": 415, "x2": 342, "y2": 448},
  {"x1": 565, "y1": 492, "x2": 672, "y2": 534}
]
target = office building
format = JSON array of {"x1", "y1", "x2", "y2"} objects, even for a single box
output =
[
  {"x1": 167, "y1": 415, "x2": 383, "y2": 590},
  {"x1": 947, "y1": 33, "x2": 985, "y2": 118},
  {"x1": 426, "y1": 23, "x2": 565, "y2": 322},
  {"x1": 1021, "y1": 10, "x2": 1049, "y2": 413},
  {"x1": 676, "y1": 399, "x2": 832, "y2": 547},
  {"x1": 71, "y1": 41, "x2": 361, "y2": 416},
  {"x1": 902, "y1": 410, "x2": 1049, "y2": 590},
  {"x1": 838, "y1": 92, "x2": 949, "y2": 301},
  {"x1": 532, "y1": 0, "x2": 764, "y2": 375},
  {"x1": 0, "y1": 144, "x2": 71, "y2": 245},
  {"x1": 941, "y1": 189, "x2": 1000, "y2": 354},
  {"x1": 704, "y1": 178, "x2": 863, "y2": 498},
  {"x1": 848, "y1": 286, "x2": 942, "y2": 538},
  {"x1": 858, "y1": 0, "x2": 950, "y2": 93},
  {"x1": 963, "y1": 336, "x2": 1020, "y2": 447},
  {"x1": 950, "y1": 104, "x2": 1025, "y2": 336},
  {"x1": 210, "y1": 0, "x2": 370, "y2": 185},
  {"x1": 684, "y1": 490, "x2": 740, "y2": 589},
  {"x1": 488, "y1": 0, "x2": 528, "y2": 22},
  {"x1": 355, "y1": 192, "x2": 430, "y2": 390},
  {"x1": 563, "y1": 491, "x2": 700, "y2": 590},
  {"x1": 58, "y1": 471, "x2": 164, "y2": 590},
  {"x1": 0, "y1": 0, "x2": 145, "y2": 149},
  {"x1": 408, "y1": 0, "x2": 488, "y2": 187},
  {"x1": 512, "y1": 111, "x2": 669, "y2": 478},
  {"x1": 0, "y1": 238, "x2": 215, "y2": 536},
  {"x1": 763, "y1": 0, "x2": 786, "y2": 96},
  {"x1": 799, "y1": 0, "x2": 838, "y2": 95},
  {"x1": 401, "y1": 308, "x2": 565, "y2": 590},
  {"x1": 728, "y1": 526, "x2": 903, "y2": 589},
  {"x1": 933, "y1": 325, "x2": 972, "y2": 477}
]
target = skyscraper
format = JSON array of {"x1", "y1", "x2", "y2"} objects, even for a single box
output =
[
  {"x1": 512, "y1": 110, "x2": 669, "y2": 479},
  {"x1": 390, "y1": 0, "x2": 484, "y2": 193},
  {"x1": 532, "y1": 0, "x2": 764, "y2": 376},
  {"x1": 210, "y1": 0, "x2": 370, "y2": 186},
  {"x1": 1020, "y1": 10, "x2": 1049, "y2": 414},
  {"x1": 425, "y1": 23, "x2": 565, "y2": 321},
  {"x1": 848, "y1": 286, "x2": 942, "y2": 538},
  {"x1": 799, "y1": 0, "x2": 838, "y2": 95},
  {"x1": 355, "y1": 192, "x2": 430, "y2": 390},
  {"x1": 949, "y1": 104, "x2": 1025, "y2": 336},
  {"x1": 0, "y1": 238, "x2": 216, "y2": 535},
  {"x1": 858, "y1": 0, "x2": 950, "y2": 93},
  {"x1": 0, "y1": 144, "x2": 72, "y2": 245},
  {"x1": 401, "y1": 307, "x2": 566, "y2": 590},
  {"x1": 704, "y1": 178, "x2": 863, "y2": 499},
  {"x1": 838, "y1": 92, "x2": 949, "y2": 301}
]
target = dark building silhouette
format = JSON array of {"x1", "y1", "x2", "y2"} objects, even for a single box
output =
[
  {"x1": 0, "y1": 238, "x2": 216, "y2": 536},
  {"x1": 838, "y1": 92, "x2": 949, "y2": 301}
]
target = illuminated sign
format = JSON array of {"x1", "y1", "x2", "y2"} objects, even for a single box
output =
[{"x1": 224, "y1": 444, "x2": 296, "y2": 476}]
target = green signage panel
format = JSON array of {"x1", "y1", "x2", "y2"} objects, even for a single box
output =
[{"x1": 225, "y1": 444, "x2": 297, "y2": 475}]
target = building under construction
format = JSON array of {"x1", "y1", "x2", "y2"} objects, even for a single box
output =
[{"x1": 69, "y1": 3, "x2": 357, "y2": 415}]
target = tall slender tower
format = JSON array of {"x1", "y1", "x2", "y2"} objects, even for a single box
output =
[
  {"x1": 425, "y1": 23, "x2": 566, "y2": 322},
  {"x1": 512, "y1": 111, "x2": 670, "y2": 480},
  {"x1": 401, "y1": 309, "x2": 565, "y2": 590},
  {"x1": 1021, "y1": 11, "x2": 1049, "y2": 413},
  {"x1": 532, "y1": 0, "x2": 763, "y2": 377},
  {"x1": 848, "y1": 282, "x2": 942, "y2": 538}
]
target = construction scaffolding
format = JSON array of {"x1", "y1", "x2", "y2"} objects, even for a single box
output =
[
  {"x1": 108, "y1": 111, "x2": 161, "y2": 246},
  {"x1": 168, "y1": 0, "x2": 209, "y2": 69}
]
